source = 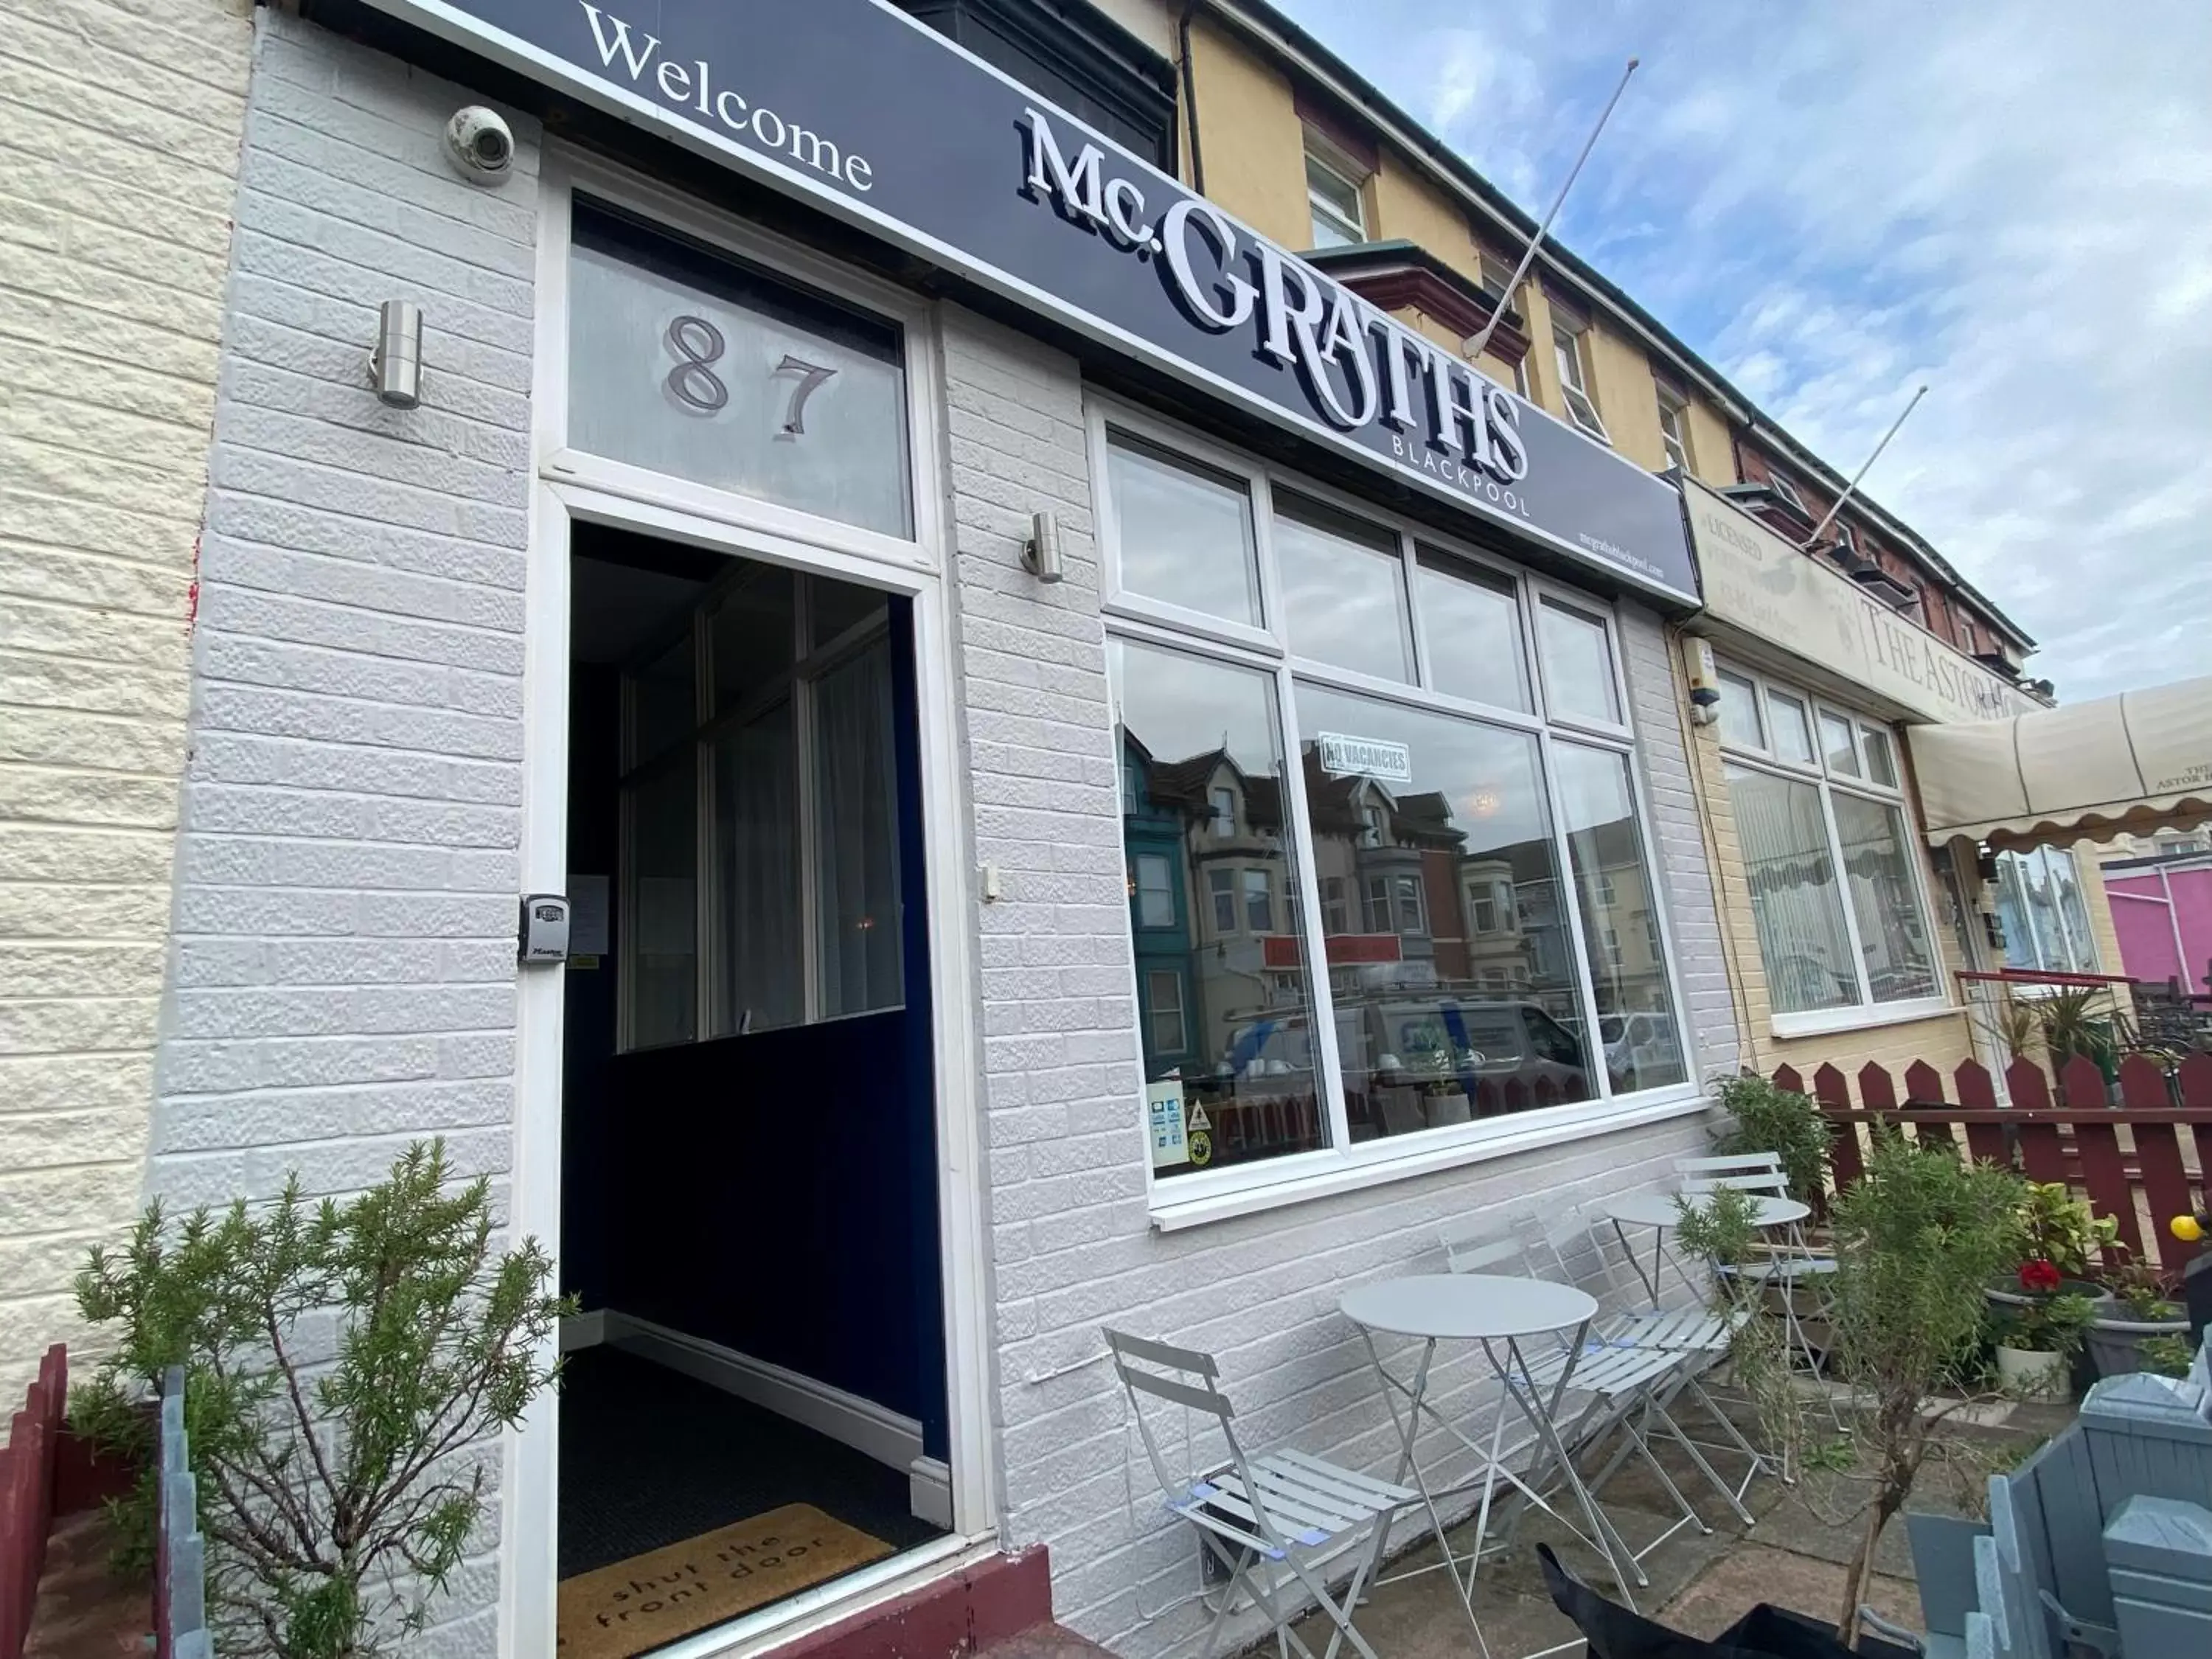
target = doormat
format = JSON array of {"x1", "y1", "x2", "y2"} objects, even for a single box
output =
[{"x1": 557, "y1": 1503, "x2": 892, "y2": 1658}]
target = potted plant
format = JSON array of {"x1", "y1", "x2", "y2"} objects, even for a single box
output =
[
  {"x1": 1989, "y1": 1181, "x2": 2117, "y2": 1309},
  {"x1": 1422, "y1": 1072, "x2": 1472, "y2": 1127},
  {"x1": 72, "y1": 1140, "x2": 571, "y2": 1658},
  {"x1": 1989, "y1": 1279, "x2": 2096, "y2": 1399},
  {"x1": 1824, "y1": 1130, "x2": 2023, "y2": 1637},
  {"x1": 1708, "y1": 1073, "x2": 1834, "y2": 1346},
  {"x1": 1709, "y1": 1071, "x2": 1829, "y2": 1206},
  {"x1": 2085, "y1": 1259, "x2": 2191, "y2": 1377}
]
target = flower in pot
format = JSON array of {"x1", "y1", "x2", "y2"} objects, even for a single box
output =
[
  {"x1": 2085, "y1": 1257, "x2": 2191, "y2": 1378},
  {"x1": 1991, "y1": 1182, "x2": 2118, "y2": 1308},
  {"x1": 1990, "y1": 1279, "x2": 2096, "y2": 1399}
]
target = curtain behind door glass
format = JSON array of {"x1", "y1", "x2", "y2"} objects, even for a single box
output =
[
  {"x1": 629, "y1": 759, "x2": 698, "y2": 1047},
  {"x1": 714, "y1": 703, "x2": 802, "y2": 1034},
  {"x1": 815, "y1": 639, "x2": 903, "y2": 1017}
]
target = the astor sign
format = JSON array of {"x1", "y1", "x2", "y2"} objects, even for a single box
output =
[{"x1": 366, "y1": 0, "x2": 1700, "y2": 602}]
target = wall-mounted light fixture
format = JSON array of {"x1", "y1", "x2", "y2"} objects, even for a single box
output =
[
  {"x1": 1684, "y1": 635, "x2": 1721, "y2": 726},
  {"x1": 370, "y1": 301, "x2": 423, "y2": 409},
  {"x1": 1023, "y1": 510, "x2": 1065, "y2": 584}
]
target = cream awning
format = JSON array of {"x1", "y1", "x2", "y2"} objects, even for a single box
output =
[{"x1": 1908, "y1": 675, "x2": 2212, "y2": 849}]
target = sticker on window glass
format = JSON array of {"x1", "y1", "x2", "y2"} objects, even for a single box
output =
[
  {"x1": 1318, "y1": 732, "x2": 1413, "y2": 782},
  {"x1": 1146, "y1": 1079, "x2": 1189, "y2": 1169}
]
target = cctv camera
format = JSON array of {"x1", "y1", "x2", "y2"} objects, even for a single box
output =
[{"x1": 444, "y1": 106, "x2": 515, "y2": 184}]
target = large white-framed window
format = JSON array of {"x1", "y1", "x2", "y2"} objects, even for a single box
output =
[
  {"x1": 1995, "y1": 846, "x2": 2101, "y2": 975},
  {"x1": 1093, "y1": 396, "x2": 1698, "y2": 1220},
  {"x1": 1714, "y1": 661, "x2": 1948, "y2": 1034}
]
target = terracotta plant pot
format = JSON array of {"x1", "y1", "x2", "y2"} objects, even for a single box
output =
[{"x1": 1994, "y1": 1343, "x2": 2070, "y2": 1400}]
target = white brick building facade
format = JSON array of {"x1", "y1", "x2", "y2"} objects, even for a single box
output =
[
  {"x1": 0, "y1": 0, "x2": 253, "y2": 1397},
  {"x1": 103, "y1": 8, "x2": 1738, "y2": 1655}
]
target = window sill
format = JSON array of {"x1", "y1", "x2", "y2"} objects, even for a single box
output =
[
  {"x1": 1146, "y1": 1085, "x2": 1709, "y2": 1233},
  {"x1": 1767, "y1": 997, "x2": 1956, "y2": 1041}
]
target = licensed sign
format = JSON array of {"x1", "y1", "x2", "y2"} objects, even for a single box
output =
[{"x1": 362, "y1": 0, "x2": 1700, "y2": 603}]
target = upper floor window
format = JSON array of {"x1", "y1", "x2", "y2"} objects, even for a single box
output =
[
  {"x1": 1304, "y1": 133, "x2": 1368, "y2": 249},
  {"x1": 1764, "y1": 467, "x2": 1807, "y2": 514},
  {"x1": 1655, "y1": 384, "x2": 1693, "y2": 473},
  {"x1": 1550, "y1": 307, "x2": 1607, "y2": 440}
]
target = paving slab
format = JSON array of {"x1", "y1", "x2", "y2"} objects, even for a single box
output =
[{"x1": 1656, "y1": 1542, "x2": 1921, "y2": 1644}]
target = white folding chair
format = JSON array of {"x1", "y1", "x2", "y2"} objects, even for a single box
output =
[
  {"x1": 1677, "y1": 1152, "x2": 1836, "y2": 1379},
  {"x1": 1557, "y1": 1211, "x2": 1767, "y2": 1520},
  {"x1": 1102, "y1": 1327, "x2": 1414, "y2": 1659},
  {"x1": 1433, "y1": 1215, "x2": 1700, "y2": 1601}
]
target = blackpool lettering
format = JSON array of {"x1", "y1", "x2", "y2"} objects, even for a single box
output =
[{"x1": 1019, "y1": 109, "x2": 1534, "y2": 518}]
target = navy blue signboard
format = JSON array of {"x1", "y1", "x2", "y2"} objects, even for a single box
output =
[{"x1": 372, "y1": 0, "x2": 1700, "y2": 602}]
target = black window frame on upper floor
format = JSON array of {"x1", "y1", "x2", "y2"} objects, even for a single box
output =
[{"x1": 896, "y1": 0, "x2": 1180, "y2": 172}]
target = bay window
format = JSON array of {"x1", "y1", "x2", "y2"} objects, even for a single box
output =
[
  {"x1": 1095, "y1": 403, "x2": 1694, "y2": 1198},
  {"x1": 1716, "y1": 662, "x2": 1944, "y2": 1027}
]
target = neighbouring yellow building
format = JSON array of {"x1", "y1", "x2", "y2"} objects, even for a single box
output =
[{"x1": 1096, "y1": 0, "x2": 2117, "y2": 1090}]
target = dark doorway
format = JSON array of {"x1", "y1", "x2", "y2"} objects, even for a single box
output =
[{"x1": 557, "y1": 526, "x2": 948, "y2": 1652}]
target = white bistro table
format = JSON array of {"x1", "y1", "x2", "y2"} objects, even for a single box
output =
[
  {"x1": 1602, "y1": 1189, "x2": 1811, "y2": 1308},
  {"x1": 1339, "y1": 1273, "x2": 1634, "y2": 1649}
]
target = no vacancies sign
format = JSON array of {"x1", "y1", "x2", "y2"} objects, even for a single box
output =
[{"x1": 369, "y1": 0, "x2": 1700, "y2": 602}]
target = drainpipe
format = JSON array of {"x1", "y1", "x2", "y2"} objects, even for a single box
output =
[{"x1": 1178, "y1": 2, "x2": 1206, "y2": 195}]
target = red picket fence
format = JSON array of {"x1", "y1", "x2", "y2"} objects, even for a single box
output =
[
  {"x1": 1776, "y1": 1052, "x2": 2212, "y2": 1278},
  {"x1": 0, "y1": 1345, "x2": 66, "y2": 1659}
]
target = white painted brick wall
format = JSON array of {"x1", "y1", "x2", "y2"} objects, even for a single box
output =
[
  {"x1": 1618, "y1": 603, "x2": 1742, "y2": 1081},
  {"x1": 933, "y1": 309, "x2": 1722, "y2": 1655},
  {"x1": 146, "y1": 15, "x2": 539, "y2": 1654},
  {"x1": 0, "y1": 0, "x2": 253, "y2": 1399}
]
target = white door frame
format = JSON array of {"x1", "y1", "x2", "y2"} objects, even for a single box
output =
[{"x1": 501, "y1": 145, "x2": 998, "y2": 1659}]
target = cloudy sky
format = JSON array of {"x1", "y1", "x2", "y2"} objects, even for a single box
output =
[{"x1": 1276, "y1": 0, "x2": 2211, "y2": 700}]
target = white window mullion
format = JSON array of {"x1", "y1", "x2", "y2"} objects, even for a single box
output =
[
  {"x1": 693, "y1": 608, "x2": 715, "y2": 1040},
  {"x1": 795, "y1": 584, "x2": 823, "y2": 1022},
  {"x1": 1538, "y1": 728, "x2": 1615, "y2": 1100},
  {"x1": 1275, "y1": 660, "x2": 1352, "y2": 1158},
  {"x1": 1813, "y1": 778, "x2": 1875, "y2": 1006}
]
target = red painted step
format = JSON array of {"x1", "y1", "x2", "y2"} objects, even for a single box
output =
[{"x1": 769, "y1": 1545, "x2": 1105, "y2": 1659}]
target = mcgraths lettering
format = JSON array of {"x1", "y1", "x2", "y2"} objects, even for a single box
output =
[{"x1": 1018, "y1": 108, "x2": 1531, "y2": 497}]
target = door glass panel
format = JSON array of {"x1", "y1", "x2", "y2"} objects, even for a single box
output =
[
  {"x1": 1415, "y1": 550, "x2": 1529, "y2": 712},
  {"x1": 629, "y1": 758, "x2": 698, "y2": 1048},
  {"x1": 1554, "y1": 742, "x2": 1687, "y2": 1093},
  {"x1": 1110, "y1": 638, "x2": 1329, "y2": 1176},
  {"x1": 1537, "y1": 600, "x2": 1621, "y2": 725},
  {"x1": 569, "y1": 202, "x2": 912, "y2": 538},
  {"x1": 1295, "y1": 681, "x2": 1595, "y2": 1135},
  {"x1": 811, "y1": 577, "x2": 888, "y2": 650},
  {"x1": 1830, "y1": 793, "x2": 1937, "y2": 1002},
  {"x1": 1105, "y1": 431, "x2": 1262, "y2": 627},
  {"x1": 814, "y1": 637, "x2": 904, "y2": 1017},
  {"x1": 711, "y1": 566, "x2": 794, "y2": 715},
  {"x1": 1725, "y1": 763, "x2": 1860, "y2": 1014},
  {"x1": 1274, "y1": 494, "x2": 1413, "y2": 683},
  {"x1": 712, "y1": 701, "x2": 801, "y2": 1034},
  {"x1": 632, "y1": 633, "x2": 696, "y2": 766}
]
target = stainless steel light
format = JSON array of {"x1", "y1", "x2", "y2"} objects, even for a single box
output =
[
  {"x1": 370, "y1": 300, "x2": 423, "y2": 408},
  {"x1": 1023, "y1": 510, "x2": 1065, "y2": 583}
]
